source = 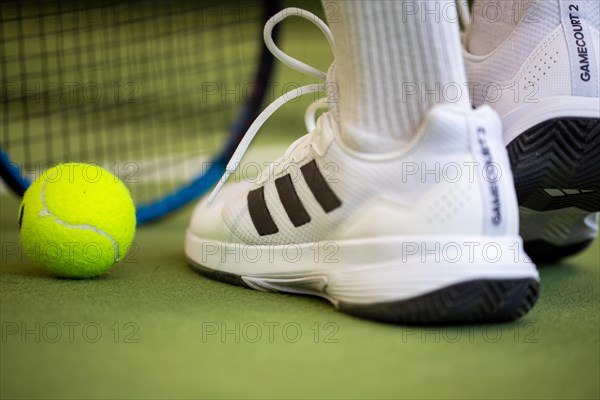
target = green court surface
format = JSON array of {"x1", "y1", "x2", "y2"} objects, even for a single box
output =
[
  {"x1": 1, "y1": 3, "x2": 600, "y2": 399},
  {"x1": 1, "y1": 184, "x2": 599, "y2": 400}
]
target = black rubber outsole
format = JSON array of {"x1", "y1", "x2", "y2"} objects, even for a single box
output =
[
  {"x1": 507, "y1": 117, "x2": 600, "y2": 212},
  {"x1": 524, "y1": 238, "x2": 595, "y2": 264},
  {"x1": 189, "y1": 259, "x2": 540, "y2": 325},
  {"x1": 507, "y1": 117, "x2": 599, "y2": 262}
]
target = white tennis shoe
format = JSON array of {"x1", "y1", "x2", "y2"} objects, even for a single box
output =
[
  {"x1": 185, "y1": 8, "x2": 540, "y2": 323},
  {"x1": 463, "y1": 0, "x2": 600, "y2": 262}
]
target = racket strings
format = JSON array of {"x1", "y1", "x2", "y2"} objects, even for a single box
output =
[{"x1": 1, "y1": 0, "x2": 264, "y2": 203}]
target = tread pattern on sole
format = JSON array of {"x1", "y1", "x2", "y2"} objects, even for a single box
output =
[
  {"x1": 507, "y1": 117, "x2": 600, "y2": 212},
  {"x1": 188, "y1": 259, "x2": 540, "y2": 324}
]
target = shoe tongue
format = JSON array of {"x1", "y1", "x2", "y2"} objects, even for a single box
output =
[
  {"x1": 325, "y1": 62, "x2": 340, "y2": 121},
  {"x1": 313, "y1": 117, "x2": 334, "y2": 157}
]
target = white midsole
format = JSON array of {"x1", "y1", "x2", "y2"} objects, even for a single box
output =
[
  {"x1": 185, "y1": 230, "x2": 540, "y2": 304},
  {"x1": 502, "y1": 96, "x2": 600, "y2": 145}
]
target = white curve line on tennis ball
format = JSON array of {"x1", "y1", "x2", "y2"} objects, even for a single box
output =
[{"x1": 38, "y1": 178, "x2": 120, "y2": 262}]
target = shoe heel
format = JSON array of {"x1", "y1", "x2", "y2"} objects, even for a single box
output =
[
  {"x1": 507, "y1": 117, "x2": 600, "y2": 212},
  {"x1": 329, "y1": 236, "x2": 540, "y2": 324},
  {"x1": 338, "y1": 278, "x2": 540, "y2": 325}
]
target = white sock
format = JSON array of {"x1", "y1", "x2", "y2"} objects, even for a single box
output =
[{"x1": 322, "y1": 0, "x2": 469, "y2": 153}]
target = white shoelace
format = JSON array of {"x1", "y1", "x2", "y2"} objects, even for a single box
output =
[
  {"x1": 208, "y1": 7, "x2": 336, "y2": 204},
  {"x1": 208, "y1": 2, "x2": 471, "y2": 203}
]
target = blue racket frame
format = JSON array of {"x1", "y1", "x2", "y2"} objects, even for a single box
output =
[{"x1": 0, "y1": 0, "x2": 280, "y2": 225}]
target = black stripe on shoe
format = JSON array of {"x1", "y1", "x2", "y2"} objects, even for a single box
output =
[
  {"x1": 301, "y1": 160, "x2": 342, "y2": 212},
  {"x1": 275, "y1": 174, "x2": 311, "y2": 227},
  {"x1": 248, "y1": 187, "x2": 278, "y2": 236}
]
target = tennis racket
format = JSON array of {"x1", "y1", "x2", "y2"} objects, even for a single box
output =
[{"x1": 0, "y1": 0, "x2": 280, "y2": 224}]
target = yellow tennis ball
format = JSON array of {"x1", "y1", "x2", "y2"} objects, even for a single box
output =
[{"x1": 19, "y1": 163, "x2": 136, "y2": 278}]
